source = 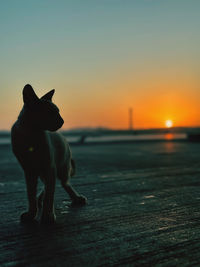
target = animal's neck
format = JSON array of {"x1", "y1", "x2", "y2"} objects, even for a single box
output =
[{"x1": 17, "y1": 107, "x2": 43, "y2": 136}]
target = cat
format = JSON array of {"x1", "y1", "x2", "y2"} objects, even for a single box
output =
[{"x1": 11, "y1": 84, "x2": 87, "y2": 224}]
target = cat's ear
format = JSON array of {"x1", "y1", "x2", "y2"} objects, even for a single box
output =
[
  {"x1": 23, "y1": 84, "x2": 39, "y2": 104},
  {"x1": 41, "y1": 89, "x2": 55, "y2": 101}
]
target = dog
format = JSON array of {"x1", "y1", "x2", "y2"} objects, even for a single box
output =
[{"x1": 11, "y1": 84, "x2": 87, "y2": 224}]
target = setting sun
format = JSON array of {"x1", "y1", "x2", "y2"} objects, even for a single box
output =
[{"x1": 165, "y1": 120, "x2": 173, "y2": 128}]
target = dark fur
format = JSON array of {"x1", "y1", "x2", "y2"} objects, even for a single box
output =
[{"x1": 11, "y1": 84, "x2": 86, "y2": 224}]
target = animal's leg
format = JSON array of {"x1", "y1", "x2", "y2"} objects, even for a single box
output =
[
  {"x1": 41, "y1": 171, "x2": 56, "y2": 224},
  {"x1": 61, "y1": 177, "x2": 87, "y2": 206},
  {"x1": 37, "y1": 190, "x2": 45, "y2": 209},
  {"x1": 21, "y1": 172, "x2": 38, "y2": 222}
]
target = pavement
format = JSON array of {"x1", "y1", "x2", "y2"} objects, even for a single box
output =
[{"x1": 0, "y1": 141, "x2": 200, "y2": 266}]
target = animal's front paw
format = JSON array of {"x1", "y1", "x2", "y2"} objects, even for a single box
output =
[
  {"x1": 72, "y1": 195, "x2": 87, "y2": 206},
  {"x1": 41, "y1": 213, "x2": 56, "y2": 224},
  {"x1": 20, "y1": 211, "x2": 37, "y2": 223}
]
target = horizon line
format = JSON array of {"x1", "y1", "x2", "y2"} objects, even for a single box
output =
[{"x1": 0, "y1": 125, "x2": 200, "y2": 132}]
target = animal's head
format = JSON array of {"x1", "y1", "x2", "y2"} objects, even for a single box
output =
[{"x1": 22, "y1": 84, "x2": 64, "y2": 131}]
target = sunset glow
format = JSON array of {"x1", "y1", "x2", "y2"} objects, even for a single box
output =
[
  {"x1": 165, "y1": 120, "x2": 173, "y2": 128},
  {"x1": 0, "y1": 1, "x2": 200, "y2": 130}
]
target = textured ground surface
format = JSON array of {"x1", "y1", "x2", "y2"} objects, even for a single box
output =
[{"x1": 0, "y1": 141, "x2": 200, "y2": 266}]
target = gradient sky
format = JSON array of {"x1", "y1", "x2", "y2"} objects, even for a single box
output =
[{"x1": 0, "y1": 0, "x2": 200, "y2": 130}]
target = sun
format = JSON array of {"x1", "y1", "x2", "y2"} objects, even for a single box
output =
[{"x1": 165, "y1": 120, "x2": 173, "y2": 128}]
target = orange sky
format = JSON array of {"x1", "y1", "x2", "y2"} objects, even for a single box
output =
[{"x1": 57, "y1": 62, "x2": 199, "y2": 129}]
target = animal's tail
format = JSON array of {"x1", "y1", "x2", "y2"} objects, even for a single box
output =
[{"x1": 70, "y1": 159, "x2": 76, "y2": 177}]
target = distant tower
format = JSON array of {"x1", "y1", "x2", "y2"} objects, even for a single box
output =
[{"x1": 129, "y1": 108, "x2": 133, "y2": 131}]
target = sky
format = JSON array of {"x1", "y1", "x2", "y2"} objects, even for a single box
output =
[{"x1": 0, "y1": 0, "x2": 200, "y2": 130}]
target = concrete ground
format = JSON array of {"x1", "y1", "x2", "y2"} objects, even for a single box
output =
[{"x1": 0, "y1": 141, "x2": 200, "y2": 266}]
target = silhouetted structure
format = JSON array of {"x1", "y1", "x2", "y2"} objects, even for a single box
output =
[{"x1": 129, "y1": 108, "x2": 133, "y2": 131}]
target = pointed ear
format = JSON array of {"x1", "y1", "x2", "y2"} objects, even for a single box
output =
[
  {"x1": 41, "y1": 89, "x2": 55, "y2": 101},
  {"x1": 23, "y1": 84, "x2": 39, "y2": 104}
]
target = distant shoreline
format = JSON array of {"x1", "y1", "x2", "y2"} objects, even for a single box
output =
[
  {"x1": 1, "y1": 127, "x2": 199, "y2": 146},
  {"x1": 0, "y1": 133, "x2": 188, "y2": 146},
  {"x1": 0, "y1": 126, "x2": 200, "y2": 137}
]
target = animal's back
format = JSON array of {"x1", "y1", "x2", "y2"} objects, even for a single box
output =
[{"x1": 47, "y1": 132, "x2": 73, "y2": 179}]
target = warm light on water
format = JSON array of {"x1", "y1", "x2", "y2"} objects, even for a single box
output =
[{"x1": 165, "y1": 133, "x2": 174, "y2": 140}]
